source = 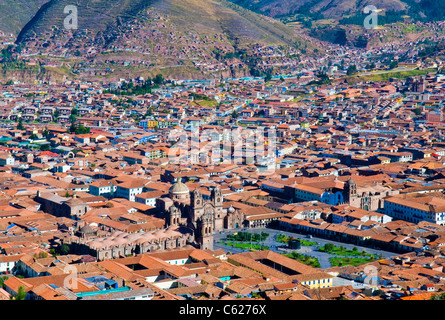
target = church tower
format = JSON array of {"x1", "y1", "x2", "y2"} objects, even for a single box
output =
[
  {"x1": 344, "y1": 178, "x2": 357, "y2": 203},
  {"x1": 211, "y1": 186, "x2": 224, "y2": 232},
  {"x1": 211, "y1": 186, "x2": 223, "y2": 207},
  {"x1": 198, "y1": 213, "x2": 214, "y2": 250},
  {"x1": 191, "y1": 188, "x2": 203, "y2": 209},
  {"x1": 168, "y1": 206, "x2": 181, "y2": 227}
]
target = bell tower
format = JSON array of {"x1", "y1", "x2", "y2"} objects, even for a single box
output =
[
  {"x1": 198, "y1": 213, "x2": 214, "y2": 250},
  {"x1": 168, "y1": 206, "x2": 181, "y2": 227},
  {"x1": 211, "y1": 186, "x2": 224, "y2": 232},
  {"x1": 344, "y1": 178, "x2": 357, "y2": 203},
  {"x1": 211, "y1": 186, "x2": 223, "y2": 207},
  {"x1": 191, "y1": 188, "x2": 203, "y2": 209}
]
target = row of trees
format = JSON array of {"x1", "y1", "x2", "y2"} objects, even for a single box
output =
[
  {"x1": 226, "y1": 231, "x2": 269, "y2": 242},
  {"x1": 104, "y1": 74, "x2": 165, "y2": 96}
]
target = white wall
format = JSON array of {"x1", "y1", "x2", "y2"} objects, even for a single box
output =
[{"x1": 0, "y1": 261, "x2": 15, "y2": 273}]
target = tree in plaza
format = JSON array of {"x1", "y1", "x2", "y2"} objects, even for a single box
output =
[
  {"x1": 324, "y1": 243, "x2": 335, "y2": 252},
  {"x1": 69, "y1": 115, "x2": 90, "y2": 134},
  {"x1": 34, "y1": 251, "x2": 48, "y2": 259},
  {"x1": 75, "y1": 125, "x2": 90, "y2": 134}
]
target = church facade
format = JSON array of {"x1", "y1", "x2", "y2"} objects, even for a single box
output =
[
  {"x1": 285, "y1": 178, "x2": 399, "y2": 212},
  {"x1": 156, "y1": 181, "x2": 245, "y2": 250}
]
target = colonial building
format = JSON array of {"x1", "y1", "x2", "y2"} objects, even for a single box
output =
[
  {"x1": 68, "y1": 226, "x2": 193, "y2": 261},
  {"x1": 285, "y1": 178, "x2": 398, "y2": 212},
  {"x1": 344, "y1": 178, "x2": 399, "y2": 212},
  {"x1": 383, "y1": 194, "x2": 445, "y2": 225},
  {"x1": 35, "y1": 192, "x2": 91, "y2": 219},
  {"x1": 156, "y1": 181, "x2": 245, "y2": 250}
]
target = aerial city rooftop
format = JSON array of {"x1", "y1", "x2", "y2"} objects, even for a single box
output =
[{"x1": 1, "y1": 0, "x2": 445, "y2": 303}]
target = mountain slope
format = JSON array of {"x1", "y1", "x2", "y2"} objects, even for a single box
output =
[
  {"x1": 227, "y1": 0, "x2": 445, "y2": 48},
  {"x1": 11, "y1": 0, "x2": 319, "y2": 81},
  {"x1": 16, "y1": 0, "x2": 301, "y2": 47},
  {"x1": 227, "y1": 0, "x2": 442, "y2": 21},
  {"x1": 225, "y1": 0, "x2": 310, "y2": 17},
  {"x1": 152, "y1": 0, "x2": 297, "y2": 47},
  {"x1": 17, "y1": 0, "x2": 158, "y2": 43},
  {"x1": 0, "y1": 0, "x2": 49, "y2": 35}
]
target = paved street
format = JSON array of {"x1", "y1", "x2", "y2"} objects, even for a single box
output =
[{"x1": 214, "y1": 227, "x2": 398, "y2": 269}]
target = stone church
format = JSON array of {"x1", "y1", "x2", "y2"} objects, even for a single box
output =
[
  {"x1": 343, "y1": 177, "x2": 399, "y2": 212},
  {"x1": 156, "y1": 181, "x2": 245, "y2": 250}
]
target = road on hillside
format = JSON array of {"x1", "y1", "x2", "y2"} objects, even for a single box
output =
[{"x1": 357, "y1": 66, "x2": 415, "y2": 77}]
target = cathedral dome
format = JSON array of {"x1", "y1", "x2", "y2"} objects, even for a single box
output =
[
  {"x1": 79, "y1": 224, "x2": 94, "y2": 234},
  {"x1": 169, "y1": 181, "x2": 190, "y2": 195}
]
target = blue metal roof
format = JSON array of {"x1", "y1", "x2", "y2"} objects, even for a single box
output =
[{"x1": 75, "y1": 286, "x2": 130, "y2": 298}]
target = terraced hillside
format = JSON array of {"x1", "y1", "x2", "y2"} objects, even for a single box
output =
[
  {"x1": 16, "y1": 0, "x2": 158, "y2": 42},
  {"x1": 7, "y1": 0, "x2": 319, "y2": 81},
  {"x1": 228, "y1": 0, "x2": 408, "y2": 19},
  {"x1": 228, "y1": 0, "x2": 445, "y2": 23},
  {"x1": 0, "y1": 0, "x2": 49, "y2": 35},
  {"x1": 15, "y1": 0, "x2": 302, "y2": 47},
  {"x1": 226, "y1": 0, "x2": 445, "y2": 49},
  {"x1": 152, "y1": 0, "x2": 299, "y2": 47}
]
